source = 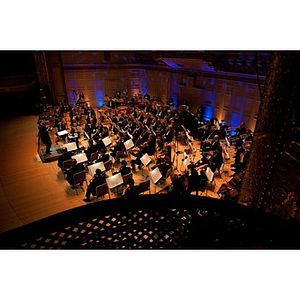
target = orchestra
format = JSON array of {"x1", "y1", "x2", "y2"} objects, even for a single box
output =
[{"x1": 37, "y1": 90, "x2": 254, "y2": 202}]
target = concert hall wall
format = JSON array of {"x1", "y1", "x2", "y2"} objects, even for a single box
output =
[{"x1": 44, "y1": 51, "x2": 265, "y2": 132}]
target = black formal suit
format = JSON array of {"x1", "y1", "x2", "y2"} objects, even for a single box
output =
[
  {"x1": 85, "y1": 174, "x2": 107, "y2": 200},
  {"x1": 66, "y1": 162, "x2": 84, "y2": 187},
  {"x1": 39, "y1": 124, "x2": 52, "y2": 154},
  {"x1": 57, "y1": 151, "x2": 72, "y2": 169}
]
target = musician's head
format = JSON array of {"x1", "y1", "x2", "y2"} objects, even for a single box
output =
[
  {"x1": 164, "y1": 156, "x2": 171, "y2": 163},
  {"x1": 187, "y1": 164, "x2": 194, "y2": 171},
  {"x1": 95, "y1": 169, "x2": 101, "y2": 176},
  {"x1": 127, "y1": 178, "x2": 135, "y2": 187},
  {"x1": 121, "y1": 160, "x2": 127, "y2": 167},
  {"x1": 213, "y1": 135, "x2": 219, "y2": 141}
]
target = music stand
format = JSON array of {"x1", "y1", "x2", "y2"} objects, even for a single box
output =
[
  {"x1": 124, "y1": 139, "x2": 134, "y2": 150},
  {"x1": 88, "y1": 161, "x2": 106, "y2": 176},
  {"x1": 149, "y1": 167, "x2": 162, "y2": 193},
  {"x1": 64, "y1": 142, "x2": 77, "y2": 152},
  {"x1": 106, "y1": 173, "x2": 124, "y2": 195},
  {"x1": 57, "y1": 130, "x2": 68, "y2": 137},
  {"x1": 140, "y1": 153, "x2": 152, "y2": 178},
  {"x1": 71, "y1": 152, "x2": 88, "y2": 164},
  {"x1": 205, "y1": 167, "x2": 214, "y2": 183},
  {"x1": 102, "y1": 136, "x2": 112, "y2": 147}
]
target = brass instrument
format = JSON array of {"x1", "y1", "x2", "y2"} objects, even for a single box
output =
[
  {"x1": 228, "y1": 134, "x2": 247, "y2": 142},
  {"x1": 181, "y1": 125, "x2": 196, "y2": 154}
]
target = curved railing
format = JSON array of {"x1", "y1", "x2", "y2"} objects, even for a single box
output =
[{"x1": 1, "y1": 194, "x2": 300, "y2": 249}]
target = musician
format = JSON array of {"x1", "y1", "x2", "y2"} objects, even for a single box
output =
[
  {"x1": 165, "y1": 125, "x2": 174, "y2": 144},
  {"x1": 235, "y1": 121, "x2": 246, "y2": 136},
  {"x1": 38, "y1": 120, "x2": 52, "y2": 155},
  {"x1": 208, "y1": 145, "x2": 223, "y2": 173},
  {"x1": 167, "y1": 97, "x2": 175, "y2": 107},
  {"x1": 115, "y1": 88, "x2": 121, "y2": 99},
  {"x1": 201, "y1": 134, "x2": 220, "y2": 153},
  {"x1": 57, "y1": 147, "x2": 72, "y2": 170},
  {"x1": 155, "y1": 155, "x2": 172, "y2": 179},
  {"x1": 130, "y1": 145, "x2": 146, "y2": 172},
  {"x1": 168, "y1": 174, "x2": 187, "y2": 195},
  {"x1": 186, "y1": 164, "x2": 200, "y2": 194},
  {"x1": 84, "y1": 119, "x2": 96, "y2": 137},
  {"x1": 83, "y1": 169, "x2": 107, "y2": 202},
  {"x1": 122, "y1": 178, "x2": 140, "y2": 198},
  {"x1": 85, "y1": 139, "x2": 98, "y2": 161},
  {"x1": 55, "y1": 120, "x2": 67, "y2": 142},
  {"x1": 66, "y1": 159, "x2": 85, "y2": 189},
  {"x1": 144, "y1": 112, "x2": 152, "y2": 127},
  {"x1": 113, "y1": 160, "x2": 132, "y2": 176},
  {"x1": 97, "y1": 149, "x2": 110, "y2": 163},
  {"x1": 165, "y1": 109, "x2": 175, "y2": 122},
  {"x1": 143, "y1": 92, "x2": 151, "y2": 101},
  {"x1": 135, "y1": 126, "x2": 150, "y2": 147},
  {"x1": 156, "y1": 144, "x2": 172, "y2": 164},
  {"x1": 144, "y1": 134, "x2": 156, "y2": 155},
  {"x1": 232, "y1": 142, "x2": 251, "y2": 174},
  {"x1": 244, "y1": 129, "x2": 253, "y2": 142}
]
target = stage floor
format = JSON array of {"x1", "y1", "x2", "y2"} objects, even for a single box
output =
[{"x1": 0, "y1": 114, "x2": 236, "y2": 234}]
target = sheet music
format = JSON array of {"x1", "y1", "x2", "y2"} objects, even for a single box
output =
[
  {"x1": 140, "y1": 153, "x2": 151, "y2": 166},
  {"x1": 57, "y1": 130, "x2": 68, "y2": 136},
  {"x1": 124, "y1": 139, "x2": 134, "y2": 150},
  {"x1": 71, "y1": 152, "x2": 88, "y2": 164},
  {"x1": 88, "y1": 161, "x2": 106, "y2": 176},
  {"x1": 102, "y1": 136, "x2": 112, "y2": 147},
  {"x1": 106, "y1": 173, "x2": 124, "y2": 189},
  {"x1": 205, "y1": 167, "x2": 214, "y2": 182},
  {"x1": 149, "y1": 167, "x2": 162, "y2": 184},
  {"x1": 64, "y1": 142, "x2": 77, "y2": 152}
]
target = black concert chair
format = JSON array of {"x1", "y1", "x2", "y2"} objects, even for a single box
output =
[
  {"x1": 122, "y1": 172, "x2": 133, "y2": 185},
  {"x1": 104, "y1": 160, "x2": 113, "y2": 172},
  {"x1": 119, "y1": 172, "x2": 133, "y2": 194},
  {"x1": 115, "y1": 150, "x2": 127, "y2": 164},
  {"x1": 138, "y1": 180, "x2": 151, "y2": 194},
  {"x1": 62, "y1": 159, "x2": 73, "y2": 178},
  {"x1": 95, "y1": 183, "x2": 110, "y2": 200},
  {"x1": 73, "y1": 171, "x2": 87, "y2": 195},
  {"x1": 89, "y1": 151, "x2": 99, "y2": 165}
]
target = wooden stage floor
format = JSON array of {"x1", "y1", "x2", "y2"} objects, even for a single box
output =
[{"x1": 0, "y1": 115, "x2": 236, "y2": 234}]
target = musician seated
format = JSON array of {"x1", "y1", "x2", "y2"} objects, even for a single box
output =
[
  {"x1": 83, "y1": 169, "x2": 108, "y2": 202},
  {"x1": 168, "y1": 174, "x2": 187, "y2": 195},
  {"x1": 57, "y1": 147, "x2": 72, "y2": 170},
  {"x1": 130, "y1": 148, "x2": 143, "y2": 172},
  {"x1": 113, "y1": 160, "x2": 132, "y2": 176},
  {"x1": 198, "y1": 145, "x2": 223, "y2": 174},
  {"x1": 156, "y1": 145, "x2": 172, "y2": 165},
  {"x1": 154, "y1": 155, "x2": 172, "y2": 180},
  {"x1": 201, "y1": 134, "x2": 220, "y2": 152},
  {"x1": 110, "y1": 141, "x2": 126, "y2": 160},
  {"x1": 97, "y1": 149, "x2": 110, "y2": 163},
  {"x1": 85, "y1": 139, "x2": 98, "y2": 161},
  {"x1": 208, "y1": 145, "x2": 223, "y2": 173},
  {"x1": 122, "y1": 178, "x2": 139, "y2": 198},
  {"x1": 66, "y1": 159, "x2": 85, "y2": 189},
  {"x1": 165, "y1": 125, "x2": 174, "y2": 144}
]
